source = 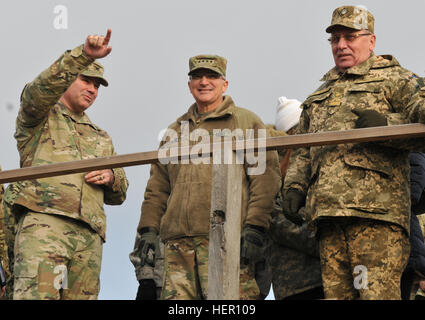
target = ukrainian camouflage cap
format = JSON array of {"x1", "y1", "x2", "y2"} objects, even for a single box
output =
[
  {"x1": 326, "y1": 5, "x2": 374, "y2": 33},
  {"x1": 188, "y1": 54, "x2": 227, "y2": 77},
  {"x1": 80, "y1": 61, "x2": 109, "y2": 87}
]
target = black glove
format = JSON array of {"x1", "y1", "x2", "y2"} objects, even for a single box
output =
[
  {"x1": 352, "y1": 108, "x2": 387, "y2": 128},
  {"x1": 240, "y1": 224, "x2": 266, "y2": 265},
  {"x1": 139, "y1": 227, "x2": 160, "y2": 267},
  {"x1": 136, "y1": 279, "x2": 157, "y2": 300},
  {"x1": 282, "y1": 189, "x2": 306, "y2": 226}
]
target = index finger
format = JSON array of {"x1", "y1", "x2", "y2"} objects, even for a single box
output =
[
  {"x1": 103, "y1": 28, "x2": 112, "y2": 45},
  {"x1": 85, "y1": 170, "x2": 103, "y2": 179}
]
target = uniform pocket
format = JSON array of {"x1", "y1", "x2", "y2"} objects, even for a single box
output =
[
  {"x1": 303, "y1": 88, "x2": 334, "y2": 132},
  {"x1": 347, "y1": 78, "x2": 391, "y2": 113},
  {"x1": 342, "y1": 152, "x2": 392, "y2": 214},
  {"x1": 343, "y1": 148, "x2": 393, "y2": 177}
]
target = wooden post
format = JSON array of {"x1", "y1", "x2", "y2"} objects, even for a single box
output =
[{"x1": 208, "y1": 152, "x2": 243, "y2": 299}]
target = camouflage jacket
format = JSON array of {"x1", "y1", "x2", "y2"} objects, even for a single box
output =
[
  {"x1": 0, "y1": 167, "x2": 9, "y2": 281},
  {"x1": 284, "y1": 54, "x2": 425, "y2": 234},
  {"x1": 268, "y1": 209, "x2": 322, "y2": 299},
  {"x1": 12, "y1": 45, "x2": 128, "y2": 241},
  {"x1": 138, "y1": 95, "x2": 281, "y2": 241}
]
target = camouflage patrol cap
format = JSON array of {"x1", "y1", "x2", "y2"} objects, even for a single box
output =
[
  {"x1": 326, "y1": 5, "x2": 375, "y2": 34},
  {"x1": 80, "y1": 61, "x2": 109, "y2": 87},
  {"x1": 188, "y1": 54, "x2": 227, "y2": 77}
]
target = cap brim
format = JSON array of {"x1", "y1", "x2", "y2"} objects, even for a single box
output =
[
  {"x1": 325, "y1": 23, "x2": 362, "y2": 33},
  {"x1": 93, "y1": 77, "x2": 109, "y2": 87},
  {"x1": 188, "y1": 66, "x2": 224, "y2": 77},
  {"x1": 80, "y1": 72, "x2": 109, "y2": 87}
]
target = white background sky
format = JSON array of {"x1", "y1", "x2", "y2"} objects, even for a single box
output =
[{"x1": 0, "y1": 0, "x2": 424, "y2": 300}]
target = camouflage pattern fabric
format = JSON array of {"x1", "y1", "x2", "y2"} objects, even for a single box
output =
[
  {"x1": 268, "y1": 210, "x2": 322, "y2": 299},
  {"x1": 129, "y1": 231, "x2": 164, "y2": 298},
  {"x1": 13, "y1": 44, "x2": 128, "y2": 242},
  {"x1": 282, "y1": 54, "x2": 425, "y2": 300},
  {"x1": 318, "y1": 218, "x2": 409, "y2": 300},
  {"x1": 253, "y1": 236, "x2": 272, "y2": 299},
  {"x1": 0, "y1": 172, "x2": 10, "y2": 300},
  {"x1": 13, "y1": 211, "x2": 102, "y2": 300},
  {"x1": 284, "y1": 54, "x2": 425, "y2": 237},
  {"x1": 2, "y1": 183, "x2": 27, "y2": 300},
  {"x1": 326, "y1": 5, "x2": 375, "y2": 33},
  {"x1": 11, "y1": 45, "x2": 128, "y2": 300},
  {"x1": 160, "y1": 236, "x2": 260, "y2": 300}
]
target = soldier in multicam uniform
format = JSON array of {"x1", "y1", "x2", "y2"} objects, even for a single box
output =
[
  {"x1": 3, "y1": 182, "x2": 26, "y2": 300},
  {"x1": 282, "y1": 5, "x2": 425, "y2": 299},
  {"x1": 0, "y1": 169, "x2": 9, "y2": 299},
  {"x1": 11, "y1": 29, "x2": 128, "y2": 300},
  {"x1": 132, "y1": 55, "x2": 281, "y2": 300}
]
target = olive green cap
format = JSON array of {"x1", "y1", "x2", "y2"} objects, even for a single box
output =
[
  {"x1": 80, "y1": 61, "x2": 109, "y2": 87},
  {"x1": 188, "y1": 54, "x2": 227, "y2": 77},
  {"x1": 326, "y1": 5, "x2": 375, "y2": 34}
]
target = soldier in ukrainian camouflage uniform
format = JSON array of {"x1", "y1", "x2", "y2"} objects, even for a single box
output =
[
  {"x1": 11, "y1": 29, "x2": 128, "y2": 300},
  {"x1": 132, "y1": 55, "x2": 281, "y2": 300},
  {"x1": 282, "y1": 5, "x2": 425, "y2": 299}
]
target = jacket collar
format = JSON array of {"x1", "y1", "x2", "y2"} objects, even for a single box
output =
[
  {"x1": 320, "y1": 54, "x2": 400, "y2": 81},
  {"x1": 177, "y1": 95, "x2": 235, "y2": 124},
  {"x1": 57, "y1": 101, "x2": 99, "y2": 129}
]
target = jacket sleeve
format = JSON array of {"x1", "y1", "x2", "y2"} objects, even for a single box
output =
[
  {"x1": 269, "y1": 210, "x2": 319, "y2": 257},
  {"x1": 137, "y1": 162, "x2": 171, "y2": 232},
  {"x1": 103, "y1": 166, "x2": 129, "y2": 205},
  {"x1": 399, "y1": 77, "x2": 425, "y2": 124},
  {"x1": 243, "y1": 118, "x2": 282, "y2": 230},
  {"x1": 15, "y1": 45, "x2": 94, "y2": 157},
  {"x1": 283, "y1": 106, "x2": 312, "y2": 196},
  {"x1": 394, "y1": 76, "x2": 425, "y2": 152}
]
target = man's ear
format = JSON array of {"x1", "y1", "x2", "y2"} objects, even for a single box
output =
[
  {"x1": 369, "y1": 34, "x2": 376, "y2": 52},
  {"x1": 222, "y1": 80, "x2": 229, "y2": 94}
]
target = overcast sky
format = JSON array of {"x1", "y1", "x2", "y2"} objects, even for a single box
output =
[{"x1": 0, "y1": 0, "x2": 424, "y2": 300}]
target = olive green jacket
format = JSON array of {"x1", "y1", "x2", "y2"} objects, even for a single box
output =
[
  {"x1": 12, "y1": 45, "x2": 128, "y2": 241},
  {"x1": 138, "y1": 96, "x2": 281, "y2": 241},
  {"x1": 284, "y1": 54, "x2": 425, "y2": 234}
]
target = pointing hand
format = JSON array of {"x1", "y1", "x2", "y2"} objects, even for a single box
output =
[{"x1": 83, "y1": 29, "x2": 112, "y2": 59}]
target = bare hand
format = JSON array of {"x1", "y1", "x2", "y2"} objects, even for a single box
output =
[
  {"x1": 85, "y1": 169, "x2": 114, "y2": 187},
  {"x1": 83, "y1": 29, "x2": 112, "y2": 59}
]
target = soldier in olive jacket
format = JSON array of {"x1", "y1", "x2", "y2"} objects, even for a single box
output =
[{"x1": 133, "y1": 55, "x2": 281, "y2": 300}]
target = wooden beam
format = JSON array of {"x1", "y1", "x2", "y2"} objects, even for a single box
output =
[
  {"x1": 265, "y1": 123, "x2": 425, "y2": 151},
  {"x1": 1, "y1": 123, "x2": 425, "y2": 184}
]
